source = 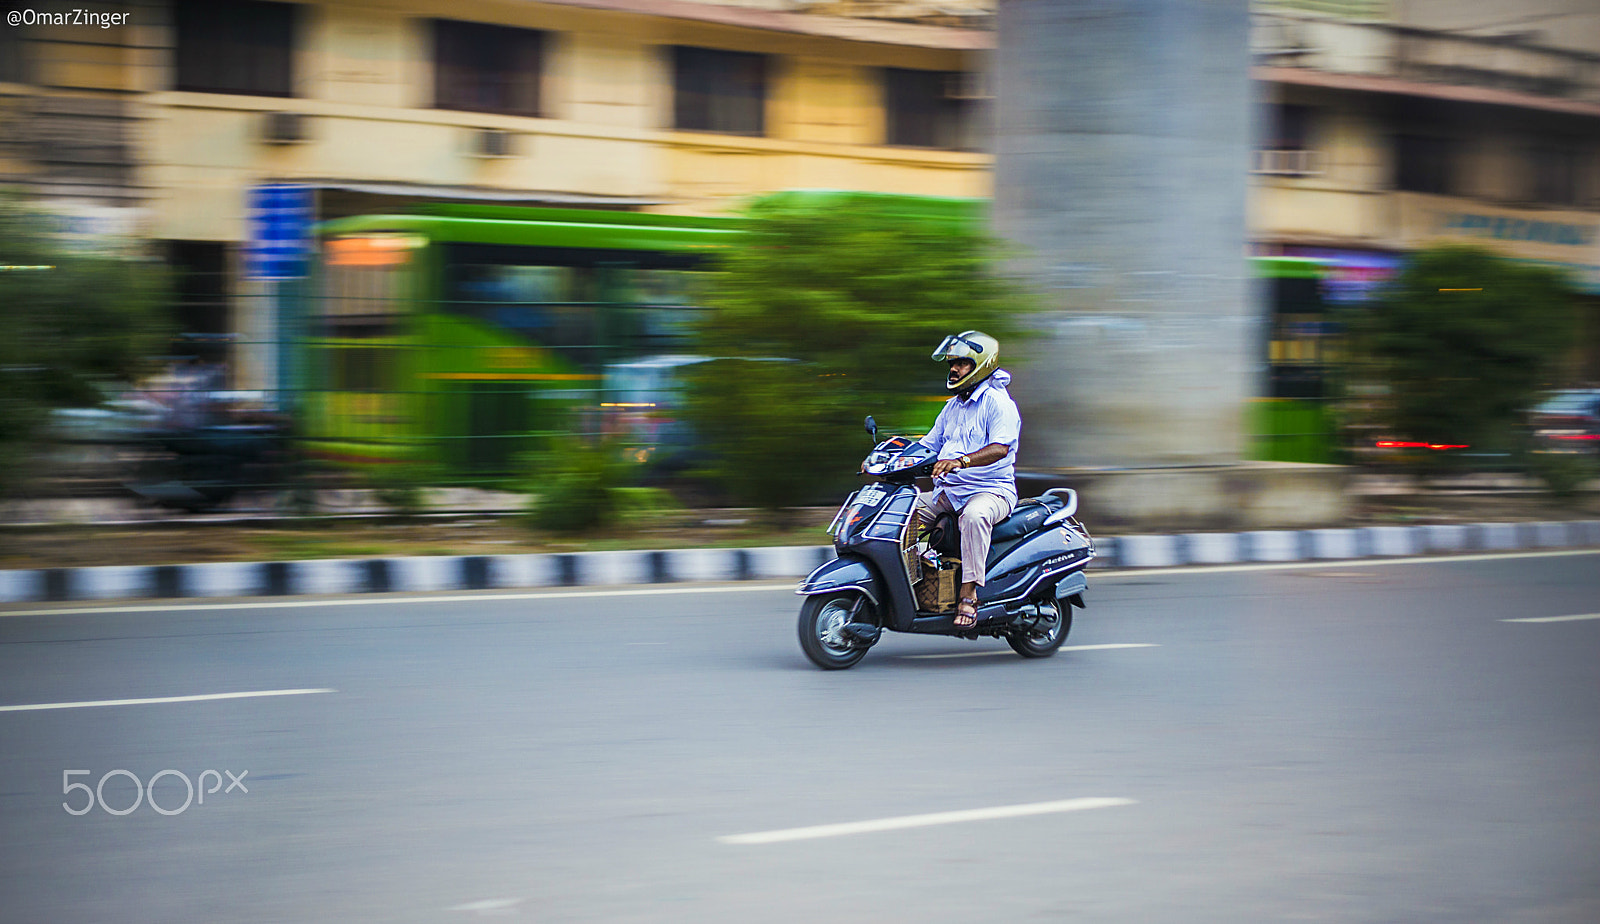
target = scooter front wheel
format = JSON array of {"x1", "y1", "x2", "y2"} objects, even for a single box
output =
[{"x1": 798, "y1": 592, "x2": 873, "y2": 670}]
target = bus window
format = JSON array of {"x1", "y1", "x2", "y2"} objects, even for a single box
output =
[
  {"x1": 331, "y1": 345, "x2": 395, "y2": 392},
  {"x1": 450, "y1": 264, "x2": 577, "y2": 306},
  {"x1": 444, "y1": 262, "x2": 605, "y2": 368},
  {"x1": 1267, "y1": 274, "x2": 1331, "y2": 400},
  {"x1": 612, "y1": 267, "x2": 707, "y2": 352},
  {"x1": 320, "y1": 234, "x2": 417, "y2": 334},
  {"x1": 634, "y1": 268, "x2": 700, "y2": 306}
]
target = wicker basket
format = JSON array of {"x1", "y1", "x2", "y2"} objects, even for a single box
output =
[{"x1": 914, "y1": 561, "x2": 959, "y2": 613}]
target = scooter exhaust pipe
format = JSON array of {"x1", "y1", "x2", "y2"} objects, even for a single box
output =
[{"x1": 1006, "y1": 601, "x2": 1059, "y2": 634}]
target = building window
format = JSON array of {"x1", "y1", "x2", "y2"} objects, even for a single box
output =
[
  {"x1": 1394, "y1": 133, "x2": 1458, "y2": 195},
  {"x1": 1529, "y1": 138, "x2": 1585, "y2": 207},
  {"x1": 1268, "y1": 104, "x2": 1312, "y2": 151},
  {"x1": 433, "y1": 19, "x2": 544, "y2": 118},
  {"x1": 0, "y1": 22, "x2": 26, "y2": 84},
  {"x1": 173, "y1": 0, "x2": 296, "y2": 97},
  {"x1": 1255, "y1": 103, "x2": 1320, "y2": 175},
  {"x1": 672, "y1": 46, "x2": 766, "y2": 136},
  {"x1": 166, "y1": 241, "x2": 231, "y2": 364},
  {"x1": 884, "y1": 68, "x2": 976, "y2": 150}
]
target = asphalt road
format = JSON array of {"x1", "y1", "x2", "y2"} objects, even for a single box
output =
[{"x1": 1, "y1": 550, "x2": 1597, "y2": 923}]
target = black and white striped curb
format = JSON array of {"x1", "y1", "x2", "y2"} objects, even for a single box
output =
[
  {"x1": 1098, "y1": 520, "x2": 1600, "y2": 568},
  {"x1": 0, "y1": 546, "x2": 838, "y2": 604},
  {"x1": 2, "y1": 521, "x2": 1597, "y2": 604}
]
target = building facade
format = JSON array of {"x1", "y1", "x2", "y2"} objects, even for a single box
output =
[
  {"x1": 1252, "y1": 1, "x2": 1600, "y2": 380},
  {"x1": 1253, "y1": 3, "x2": 1600, "y2": 286},
  {"x1": 2, "y1": 0, "x2": 1597, "y2": 384},
  {"x1": 1, "y1": 0, "x2": 991, "y2": 386}
]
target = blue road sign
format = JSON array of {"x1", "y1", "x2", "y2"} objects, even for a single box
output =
[{"x1": 245, "y1": 183, "x2": 313, "y2": 280}]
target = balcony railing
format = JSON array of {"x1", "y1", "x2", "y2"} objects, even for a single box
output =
[
  {"x1": 1253, "y1": 11, "x2": 1600, "y2": 106},
  {"x1": 1253, "y1": 148, "x2": 1323, "y2": 176}
]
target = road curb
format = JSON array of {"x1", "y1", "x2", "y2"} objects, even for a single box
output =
[{"x1": 2, "y1": 522, "x2": 1598, "y2": 604}]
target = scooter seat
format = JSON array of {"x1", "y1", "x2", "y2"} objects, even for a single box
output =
[
  {"x1": 990, "y1": 494, "x2": 1066, "y2": 545},
  {"x1": 925, "y1": 495, "x2": 1070, "y2": 568},
  {"x1": 986, "y1": 494, "x2": 1068, "y2": 568}
]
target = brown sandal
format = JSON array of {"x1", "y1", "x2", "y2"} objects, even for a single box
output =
[{"x1": 954, "y1": 597, "x2": 979, "y2": 628}]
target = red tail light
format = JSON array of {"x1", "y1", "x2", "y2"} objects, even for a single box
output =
[{"x1": 1376, "y1": 441, "x2": 1469, "y2": 451}]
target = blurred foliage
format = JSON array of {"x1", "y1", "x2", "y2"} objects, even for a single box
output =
[
  {"x1": 369, "y1": 462, "x2": 445, "y2": 518},
  {"x1": 1345, "y1": 244, "x2": 1579, "y2": 472},
  {"x1": 684, "y1": 192, "x2": 1032, "y2": 510},
  {"x1": 524, "y1": 439, "x2": 645, "y2": 534},
  {"x1": 683, "y1": 357, "x2": 865, "y2": 510},
  {"x1": 1523, "y1": 450, "x2": 1598, "y2": 499},
  {"x1": 0, "y1": 194, "x2": 172, "y2": 492},
  {"x1": 608, "y1": 486, "x2": 687, "y2": 528}
]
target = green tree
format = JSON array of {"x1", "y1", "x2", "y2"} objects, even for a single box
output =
[
  {"x1": 1349, "y1": 244, "x2": 1578, "y2": 469},
  {"x1": 684, "y1": 192, "x2": 1031, "y2": 511},
  {"x1": 0, "y1": 195, "x2": 172, "y2": 492}
]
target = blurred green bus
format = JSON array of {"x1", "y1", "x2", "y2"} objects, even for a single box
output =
[
  {"x1": 303, "y1": 201, "x2": 1334, "y2": 479},
  {"x1": 303, "y1": 204, "x2": 739, "y2": 476},
  {"x1": 1250, "y1": 255, "x2": 1341, "y2": 464}
]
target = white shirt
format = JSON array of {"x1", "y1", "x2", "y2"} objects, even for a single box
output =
[{"x1": 918, "y1": 369, "x2": 1020, "y2": 506}]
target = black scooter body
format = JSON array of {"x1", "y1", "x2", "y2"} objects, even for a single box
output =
[{"x1": 798, "y1": 424, "x2": 1094, "y2": 647}]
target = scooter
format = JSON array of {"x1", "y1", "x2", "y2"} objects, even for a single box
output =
[{"x1": 796, "y1": 416, "x2": 1094, "y2": 670}]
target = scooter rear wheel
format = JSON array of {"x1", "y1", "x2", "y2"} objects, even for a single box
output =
[
  {"x1": 798, "y1": 592, "x2": 873, "y2": 670},
  {"x1": 1006, "y1": 599, "x2": 1071, "y2": 658}
]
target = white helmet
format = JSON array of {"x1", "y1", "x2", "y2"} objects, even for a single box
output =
[{"x1": 931, "y1": 330, "x2": 1000, "y2": 393}]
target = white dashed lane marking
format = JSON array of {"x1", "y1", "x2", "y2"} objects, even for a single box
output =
[
  {"x1": 0, "y1": 688, "x2": 338, "y2": 712},
  {"x1": 1502, "y1": 613, "x2": 1600, "y2": 624},
  {"x1": 719, "y1": 797, "x2": 1138, "y2": 845}
]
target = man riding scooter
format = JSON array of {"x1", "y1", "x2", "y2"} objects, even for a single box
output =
[{"x1": 916, "y1": 331, "x2": 1021, "y2": 627}]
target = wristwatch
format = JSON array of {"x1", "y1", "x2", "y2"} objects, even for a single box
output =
[{"x1": 959, "y1": 455, "x2": 971, "y2": 468}]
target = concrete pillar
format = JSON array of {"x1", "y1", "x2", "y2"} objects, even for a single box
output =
[{"x1": 995, "y1": 0, "x2": 1255, "y2": 470}]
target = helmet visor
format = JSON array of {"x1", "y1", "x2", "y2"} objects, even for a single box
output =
[{"x1": 931, "y1": 333, "x2": 987, "y2": 361}]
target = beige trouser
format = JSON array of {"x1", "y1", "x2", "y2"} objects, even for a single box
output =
[{"x1": 916, "y1": 491, "x2": 1015, "y2": 586}]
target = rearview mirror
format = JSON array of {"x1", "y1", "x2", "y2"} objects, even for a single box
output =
[{"x1": 864, "y1": 416, "x2": 877, "y2": 440}]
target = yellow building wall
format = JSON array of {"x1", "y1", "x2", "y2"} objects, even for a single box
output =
[
  {"x1": 776, "y1": 57, "x2": 879, "y2": 145},
  {"x1": 560, "y1": 32, "x2": 663, "y2": 130},
  {"x1": 1253, "y1": 89, "x2": 1600, "y2": 291},
  {"x1": 310, "y1": 7, "x2": 417, "y2": 109},
  {"x1": 27, "y1": 19, "x2": 143, "y2": 92},
  {"x1": 1394, "y1": 192, "x2": 1600, "y2": 292},
  {"x1": 1251, "y1": 183, "x2": 1390, "y2": 245},
  {"x1": 140, "y1": 0, "x2": 992, "y2": 241}
]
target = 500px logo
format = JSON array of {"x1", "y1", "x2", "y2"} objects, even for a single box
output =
[
  {"x1": 62, "y1": 769, "x2": 248, "y2": 816},
  {"x1": 8, "y1": 8, "x2": 130, "y2": 28}
]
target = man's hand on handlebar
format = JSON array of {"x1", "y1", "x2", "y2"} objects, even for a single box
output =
[{"x1": 931, "y1": 444, "x2": 1009, "y2": 480}]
